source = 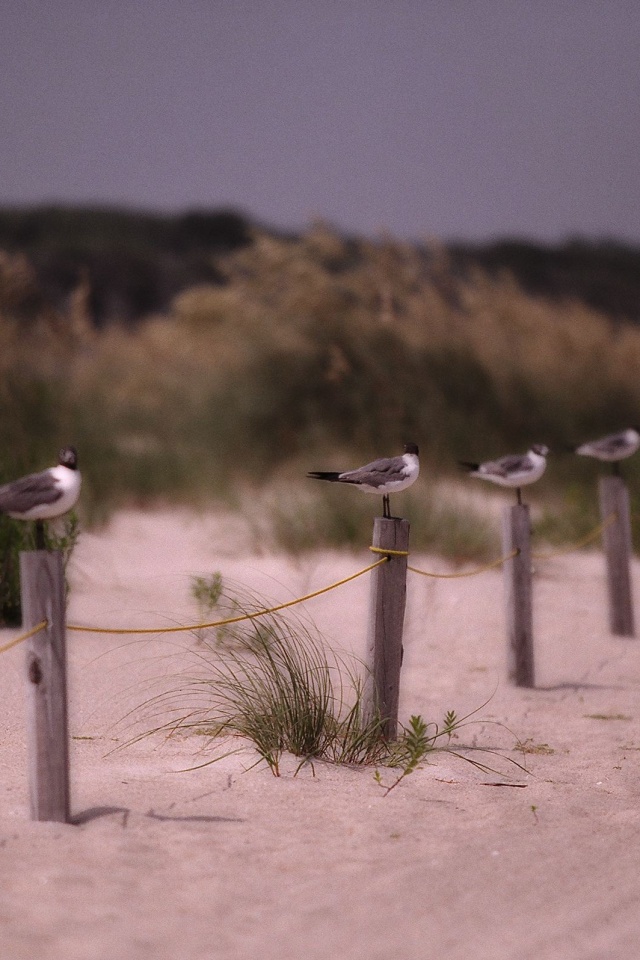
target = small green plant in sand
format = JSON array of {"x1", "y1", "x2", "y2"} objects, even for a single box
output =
[
  {"x1": 375, "y1": 711, "x2": 458, "y2": 794},
  {"x1": 190, "y1": 572, "x2": 223, "y2": 641},
  {"x1": 189, "y1": 572, "x2": 273, "y2": 648},
  {"x1": 375, "y1": 705, "x2": 526, "y2": 794},
  {"x1": 191, "y1": 572, "x2": 223, "y2": 612},
  {"x1": 133, "y1": 587, "x2": 524, "y2": 784}
]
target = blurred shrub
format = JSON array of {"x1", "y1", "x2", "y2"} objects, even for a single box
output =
[{"x1": 1, "y1": 218, "x2": 640, "y2": 550}]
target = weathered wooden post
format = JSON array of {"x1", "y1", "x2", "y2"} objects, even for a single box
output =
[
  {"x1": 20, "y1": 549, "x2": 70, "y2": 823},
  {"x1": 502, "y1": 504, "x2": 535, "y2": 687},
  {"x1": 365, "y1": 517, "x2": 410, "y2": 739},
  {"x1": 599, "y1": 475, "x2": 635, "y2": 636}
]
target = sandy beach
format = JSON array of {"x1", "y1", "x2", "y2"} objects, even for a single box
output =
[{"x1": 1, "y1": 507, "x2": 639, "y2": 960}]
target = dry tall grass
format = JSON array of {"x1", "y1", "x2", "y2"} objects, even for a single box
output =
[{"x1": 2, "y1": 223, "x2": 640, "y2": 546}]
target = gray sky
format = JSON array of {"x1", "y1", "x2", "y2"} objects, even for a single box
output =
[{"x1": 2, "y1": 0, "x2": 639, "y2": 243}]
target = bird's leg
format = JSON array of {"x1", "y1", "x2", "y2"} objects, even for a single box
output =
[
  {"x1": 613, "y1": 462, "x2": 621, "y2": 477},
  {"x1": 516, "y1": 488, "x2": 522, "y2": 506},
  {"x1": 35, "y1": 520, "x2": 46, "y2": 550},
  {"x1": 382, "y1": 494, "x2": 390, "y2": 518}
]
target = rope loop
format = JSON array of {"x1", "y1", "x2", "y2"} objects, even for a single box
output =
[{"x1": 368, "y1": 546, "x2": 409, "y2": 557}]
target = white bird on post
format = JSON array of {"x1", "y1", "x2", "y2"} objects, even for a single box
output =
[
  {"x1": 459, "y1": 444, "x2": 549, "y2": 505},
  {"x1": 573, "y1": 428, "x2": 640, "y2": 475},
  {"x1": 308, "y1": 443, "x2": 419, "y2": 518},
  {"x1": 0, "y1": 446, "x2": 81, "y2": 548}
]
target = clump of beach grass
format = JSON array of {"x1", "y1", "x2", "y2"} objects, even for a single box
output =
[
  {"x1": 133, "y1": 584, "x2": 525, "y2": 784},
  {"x1": 138, "y1": 596, "x2": 387, "y2": 776}
]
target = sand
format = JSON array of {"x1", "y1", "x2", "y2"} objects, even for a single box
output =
[{"x1": 1, "y1": 508, "x2": 639, "y2": 960}]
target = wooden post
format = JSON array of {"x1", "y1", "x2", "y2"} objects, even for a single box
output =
[
  {"x1": 20, "y1": 550, "x2": 70, "y2": 823},
  {"x1": 502, "y1": 504, "x2": 535, "y2": 687},
  {"x1": 599, "y1": 475, "x2": 635, "y2": 637},
  {"x1": 365, "y1": 517, "x2": 410, "y2": 739}
]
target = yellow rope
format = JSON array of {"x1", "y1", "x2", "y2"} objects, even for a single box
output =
[
  {"x1": 15, "y1": 514, "x2": 622, "y2": 641},
  {"x1": 67, "y1": 558, "x2": 389, "y2": 635},
  {"x1": 408, "y1": 549, "x2": 519, "y2": 579},
  {"x1": 0, "y1": 619, "x2": 48, "y2": 655},
  {"x1": 408, "y1": 513, "x2": 618, "y2": 575},
  {"x1": 532, "y1": 514, "x2": 616, "y2": 561},
  {"x1": 368, "y1": 546, "x2": 410, "y2": 557}
]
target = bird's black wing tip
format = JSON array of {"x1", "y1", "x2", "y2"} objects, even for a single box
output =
[{"x1": 307, "y1": 471, "x2": 340, "y2": 481}]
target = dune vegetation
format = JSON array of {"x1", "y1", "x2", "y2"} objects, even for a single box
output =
[{"x1": 2, "y1": 210, "x2": 640, "y2": 571}]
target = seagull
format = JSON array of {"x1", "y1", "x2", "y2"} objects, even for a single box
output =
[
  {"x1": 307, "y1": 443, "x2": 419, "y2": 518},
  {"x1": 0, "y1": 446, "x2": 81, "y2": 548},
  {"x1": 459, "y1": 444, "x2": 549, "y2": 505},
  {"x1": 573, "y1": 428, "x2": 640, "y2": 474}
]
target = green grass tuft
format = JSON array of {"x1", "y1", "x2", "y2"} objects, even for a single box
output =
[{"x1": 131, "y1": 588, "x2": 525, "y2": 784}]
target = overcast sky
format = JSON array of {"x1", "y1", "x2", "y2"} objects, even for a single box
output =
[{"x1": 2, "y1": 1, "x2": 639, "y2": 243}]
